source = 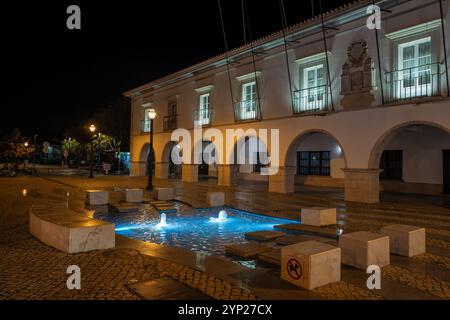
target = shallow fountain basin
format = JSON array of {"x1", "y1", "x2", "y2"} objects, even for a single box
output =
[{"x1": 95, "y1": 206, "x2": 298, "y2": 256}]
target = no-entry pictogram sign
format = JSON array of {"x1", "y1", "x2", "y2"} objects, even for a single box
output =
[{"x1": 287, "y1": 258, "x2": 303, "y2": 280}]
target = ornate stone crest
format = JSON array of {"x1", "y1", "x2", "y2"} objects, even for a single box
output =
[
  {"x1": 347, "y1": 40, "x2": 368, "y2": 67},
  {"x1": 340, "y1": 40, "x2": 376, "y2": 109}
]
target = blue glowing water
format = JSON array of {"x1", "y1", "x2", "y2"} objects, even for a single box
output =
[{"x1": 95, "y1": 206, "x2": 297, "y2": 256}]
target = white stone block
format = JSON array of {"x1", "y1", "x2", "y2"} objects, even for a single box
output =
[
  {"x1": 301, "y1": 207, "x2": 337, "y2": 226},
  {"x1": 339, "y1": 231, "x2": 390, "y2": 270},
  {"x1": 29, "y1": 205, "x2": 115, "y2": 254},
  {"x1": 152, "y1": 188, "x2": 174, "y2": 201},
  {"x1": 380, "y1": 224, "x2": 426, "y2": 257},
  {"x1": 281, "y1": 241, "x2": 341, "y2": 290},
  {"x1": 85, "y1": 190, "x2": 109, "y2": 205},
  {"x1": 206, "y1": 192, "x2": 225, "y2": 207},
  {"x1": 122, "y1": 189, "x2": 144, "y2": 203},
  {"x1": 68, "y1": 222, "x2": 115, "y2": 253}
]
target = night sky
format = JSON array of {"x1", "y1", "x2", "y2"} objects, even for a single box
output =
[{"x1": 0, "y1": 0, "x2": 353, "y2": 140}]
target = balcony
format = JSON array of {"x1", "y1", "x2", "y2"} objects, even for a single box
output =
[
  {"x1": 293, "y1": 85, "x2": 331, "y2": 114},
  {"x1": 163, "y1": 115, "x2": 177, "y2": 132},
  {"x1": 385, "y1": 63, "x2": 442, "y2": 103},
  {"x1": 194, "y1": 107, "x2": 211, "y2": 126},
  {"x1": 141, "y1": 120, "x2": 151, "y2": 133},
  {"x1": 234, "y1": 99, "x2": 261, "y2": 121}
]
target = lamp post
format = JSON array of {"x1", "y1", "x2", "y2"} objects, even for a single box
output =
[
  {"x1": 67, "y1": 138, "x2": 72, "y2": 167},
  {"x1": 89, "y1": 124, "x2": 96, "y2": 179},
  {"x1": 32, "y1": 135, "x2": 37, "y2": 176},
  {"x1": 146, "y1": 108, "x2": 157, "y2": 190},
  {"x1": 97, "y1": 133, "x2": 101, "y2": 167},
  {"x1": 23, "y1": 142, "x2": 29, "y2": 171}
]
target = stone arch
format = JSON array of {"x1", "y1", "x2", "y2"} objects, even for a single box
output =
[
  {"x1": 139, "y1": 143, "x2": 150, "y2": 163},
  {"x1": 137, "y1": 143, "x2": 151, "y2": 176},
  {"x1": 284, "y1": 129, "x2": 348, "y2": 169},
  {"x1": 191, "y1": 139, "x2": 219, "y2": 178},
  {"x1": 368, "y1": 121, "x2": 450, "y2": 169},
  {"x1": 227, "y1": 133, "x2": 269, "y2": 165},
  {"x1": 158, "y1": 141, "x2": 182, "y2": 179},
  {"x1": 364, "y1": 120, "x2": 450, "y2": 197},
  {"x1": 191, "y1": 139, "x2": 219, "y2": 164},
  {"x1": 270, "y1": 129, "x2": 348, "y2": 193},
  {"x1": 231, "y1": 134, "x2": 269, "y2": 185},
  {"x1": 162, "y1": 141, "x2": 178, "y2": 163}
]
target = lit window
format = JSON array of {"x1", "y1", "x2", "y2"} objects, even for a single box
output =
[
  {"x1": 297, "y1": 151, "x2": 330, "y2": 176},
  {"x1": 304, "y1": 64, "x2": 326, "y2": 105},
  {"x1": 397, "y1": 37, "x2": 432, "y2": 99},
  {"x1": 142, "y1": 108, "x2": 152, "y2": 132},
  {"x1": 240, "y1": 82, "x2": 257, "y2": 120},
  {"x1": 196, "y1": 93, "x2": 210, "y2": 126},
  {"x1": 294, "y1": 57, "x2": 330, "y2": 113}
]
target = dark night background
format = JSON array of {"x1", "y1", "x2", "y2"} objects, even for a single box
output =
[{"x1": 0, "y1": 0, "x2": 353, "y2": 145}]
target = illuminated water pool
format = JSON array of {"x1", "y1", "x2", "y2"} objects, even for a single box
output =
[{"x1": 95, "y1": 206, "x2": 298, "y2": 256}]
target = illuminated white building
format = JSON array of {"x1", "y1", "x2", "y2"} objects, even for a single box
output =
[{"x1": 124, "y1": 0, "x2": 450, "y2": 203}]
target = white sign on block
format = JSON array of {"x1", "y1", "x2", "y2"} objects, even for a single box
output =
[{"x1": 281, "y1": 241, "x2": 341, "y2": 290}]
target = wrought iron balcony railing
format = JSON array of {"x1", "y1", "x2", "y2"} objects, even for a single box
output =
[
  {"x1": 194, "y1": 107, "x2": 211, "y2": 126},
  {"x1": 163, "y1": 115, "x2": 177, "y2": 132},
  {"x1": 234, "y1": 99, "x2": 261, "y2": 121},
  {"x1": 293, "y1": 85, "x2": 331, "y2": 114},
  {"x1": 385, "y1": 62, "x2": 442, "y2": 103},
  {"x1": 141, "y1": 120, "x2": 151, "y2": 133}
]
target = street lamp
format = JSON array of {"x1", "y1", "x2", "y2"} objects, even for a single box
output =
[
  {"x1": 146, "y1": 108, "x2": 157, "y2": 190},
  {"x1": 89, "y1": 124, "x2": 96, "y2": 179},
  {"x1": 97, "y1": 133, "x2": 102, "y2": 167},
  {"x1": 67, "y1": 138, "x2": 72, "y2": 167},
  {"x1": 24, "y1": 142, "x2": 29, "y2": 147},
  {"x1": 32, "y1": 135, "x2": 37, "y2": 176}
]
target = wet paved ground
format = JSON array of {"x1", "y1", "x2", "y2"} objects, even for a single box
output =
[{"x1": 1, "y1": 173, "x2": 450, "y2": 300}]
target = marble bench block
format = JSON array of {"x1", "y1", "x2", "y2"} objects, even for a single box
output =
[
  {"x1": 339, "y1": 231, "x2": 390, "y2": 269},
  {"x1": 68, "y1": 221, "x2": 115, "y2": 253},
  {"x1": 380, "y1": 224, "x2": 426, "y2": 257},
  {"x1": 29, "y1": 205, "x2": 115, "y2": 254},
  {"x1": 122, "y1": 189, "x2": 144, "y2": 203},
  {"x1": 206, "y1": 192, "x2": 225, "y2": 207},
  {"x1": 86, "y1": 190, "x2": 109, "y2": 205},
  {"x1": 301, "y1": 207, "x2": 337, "y2": 227},
  {"x1": 281, "y1": 241, "x2": 341, "y2": 290},
  {"x1": 152, "y1": 188, "x2": 174, "y2": 201}
]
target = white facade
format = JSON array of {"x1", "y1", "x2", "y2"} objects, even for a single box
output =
[{"x1": 125, "y1": 0, "x2": 450, "y2": 203}]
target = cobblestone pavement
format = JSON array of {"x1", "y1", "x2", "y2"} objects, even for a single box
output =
[
  {"x1": 1, "y1": 174, "x2": 450, "y2": 300},
  {"x1": 0, "y1": 177, "x2": 256, "y2": 300},
  {"x1": 413, "y1": 253, "x2": 450, "y2": 270},
  {"x1": 383, "y1": 265, "x2": 450, "y2": 300},
  {"x1": 312, "y1": 282, "x2": 384, "y2": 300}
]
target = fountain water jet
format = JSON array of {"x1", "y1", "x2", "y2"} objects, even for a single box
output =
[
  {"x1": 210, "y1": 210, "x2": 228, "y2": 223},
  {"x1": 156, "y1": 213, "x2": 168, "y2": 228}
]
